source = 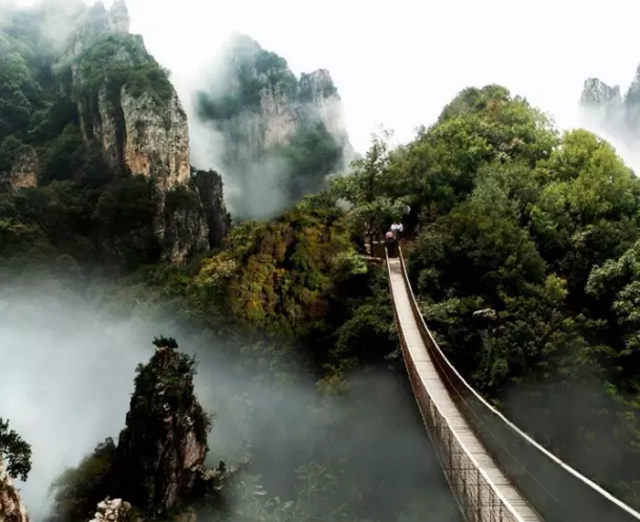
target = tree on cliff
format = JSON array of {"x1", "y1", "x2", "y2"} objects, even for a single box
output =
[{"x1": 0, "y1": 418, "x2": 31, "y2": 481}]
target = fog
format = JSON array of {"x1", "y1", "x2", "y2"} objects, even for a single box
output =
[
  {"x1": 119, "y1": 0, "x2": 640, "y2": 184},
  {"x1": 114, "y1": 0, "x2": 640, "y2": 159},
  {"x1": 8, "y1": 0, "x2": 640, "y2": 203},
  {"x1": 0, "y1": 280, "x2": 460, "y2": 521}
]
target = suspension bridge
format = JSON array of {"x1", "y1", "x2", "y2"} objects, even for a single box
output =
[{"x1": 386, "y1": 245, "x2": 640, "y2": 522}]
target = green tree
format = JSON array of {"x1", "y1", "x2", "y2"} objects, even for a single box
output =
[
  {"x1": 0, "y1": 417, "x2": 32, "y2": 481},
  {"x1": 331, "y1": 131, "x2": 408, "y2": 253},
  {"x1": 531, "y1": 129, "x2": 640, "y2": 295}
]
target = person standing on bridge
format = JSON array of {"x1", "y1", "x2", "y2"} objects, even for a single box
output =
[
  {"x1": 391, "y1": 221, "x2": 404, "y2": 241},
  {"x1": 386, "y1": 229, "x2": 397, "y2": 258},
  {"x1": 391, "y1": 221, "x2": 404, "y2": 253}
]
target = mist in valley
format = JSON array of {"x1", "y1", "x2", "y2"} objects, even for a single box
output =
[{"x1": 0, "y1": 278, "x2": 461, "y2": 521}]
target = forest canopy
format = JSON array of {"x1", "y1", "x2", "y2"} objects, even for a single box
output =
[{"x1": 327, "y1": 85, "x2": 640, "y2": 506}]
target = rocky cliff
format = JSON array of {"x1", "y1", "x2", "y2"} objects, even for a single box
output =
[
  {"x1": 0, "y1": 460, "x2": 29, "y2": 522},
  {"x1": 67, "y1": 1, "x2": 228, "y2": 262},
  {"x1": 0, "y1": 0, "x2": 229, "y2": 265},
  {"x1": 114, "y1": 338, "x2": 212, "y2": 515},
  {"x1": 580, "y1": 77, "x2": 622, "y2": 108},
  {"x1": 46, "y1": 338, "x2": 229, "y2": 522},
  {"x1": 0, "y1": 144, "x2": 39, "y2": 192},
  {"x1": 196, "y1": 34, "x2": 356, "y2": 220},
  {"x1": 579, "y1": 65, "x2": 640, "y2": 145}
]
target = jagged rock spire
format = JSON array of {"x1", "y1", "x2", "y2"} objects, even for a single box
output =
[
  {"x1": 114, "y1": 342, "x2": 211, "y2": 515},
  {"x1": 0, "y1": 459, "x2": 29, "y2": 522},
  {"x1": 580, "y1": 77, "x2": 622, "y2": 108},
  {"x1": 107, "y1": 0, "x2": 130, "y2": 34}
]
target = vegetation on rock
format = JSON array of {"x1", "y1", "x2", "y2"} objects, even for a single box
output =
[
  {"x1": 48, "y1": 338, "x2": 222, "y2": 521},
  {"x1": 74, "y1": 33, "x2": 173, "y2": 109},
  {"x1": 47, "y1": 438, "x2": 117, "y2": 522},
  {"x1": 115, "y1": 338, "x2": 214, "y2": 515}
]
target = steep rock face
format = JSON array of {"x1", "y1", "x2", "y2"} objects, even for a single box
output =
[
  {"x1": 107, "y1": 1, "x2": 130, "y2": 34},
  {"x1": 121, "y1": 87, "x2": 190, "y2": 190},
  {"x1": 0, "y1": 147, "x2": 39, "y2": 192},
  {"x1": 299, "y1": 70, "x2": 342, "y2": 135},
  {"x1": 580, "y1": 77, "x2": 622, "y2": 108},
  {"x1": 114, "y1": 342, "x2": 211, "y2": 515},
  {"x1": 192, "y1": 168, "x2": 231, "y2": 248},
  {"x1": 299, "y1": 69, "x2": 357, "y2": 164},
  {"x1": 580, "y1": 65, "x2": 640, "y2": 145},
  {"x1": 67, "y1": 1, "x2": 228, "y2": 262},
  {"x1": 0, "y1": 460, "x2": 29, "y2": 522},
  {"x1": 205, "y1": 37, "x2": 352, "y2": 156},
  {"x1": 196, "y1": 34, "x2": 355, "y2": 219}
]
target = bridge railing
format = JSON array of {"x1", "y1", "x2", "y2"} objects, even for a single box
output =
[
  {"x1": 386, "y1": 248, "x2": 525, "y2": 522},
  {"x1": 392, "y1": 245, "x2": 640, "y2": 522}
]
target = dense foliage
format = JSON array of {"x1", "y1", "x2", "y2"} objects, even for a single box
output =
[
  {"x1": 329, "y1": 85, "x2": 640, "y2": 506},
  {"x1": 283, "y1": 122, "x2": 343, "y2": 202},
  {"x1": 0, "y1": 417, "x2": 32, "y2": 481},
  {"x1": 47, "y1": 438, "x2": 117, "y2": 522},
  {"x1": 74, "y1": 33, "x2": 174, "y2": 125}
]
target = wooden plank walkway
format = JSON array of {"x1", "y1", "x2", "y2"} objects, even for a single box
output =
[{"x1": 388, "y1": 257, "x2": 542, "y2": 522}]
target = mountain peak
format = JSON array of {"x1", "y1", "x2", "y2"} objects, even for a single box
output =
[
  {"x1": 107, "y1": 0, "x2": 130, "y2": 34},
  {"x1": 579, "y1": 64, "x2": 640, "y2": 146},
  {"x1": 580, "y1": 77, "x2": 621, "y2": 108},
  {"x1": 195, "y1": 36, "x2": 354, "y2": 219},
  {"x1": 299, "y1": 69, "x2": 339, "y2": 102}
]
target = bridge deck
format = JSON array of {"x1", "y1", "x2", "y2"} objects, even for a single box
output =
[{"x1": 388, "y1": 257, "x2": 542, "y2": 522}]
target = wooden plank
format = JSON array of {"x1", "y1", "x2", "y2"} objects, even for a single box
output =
[{"x1": 388, "y1": 258, "x2": 542, "y2": 522}]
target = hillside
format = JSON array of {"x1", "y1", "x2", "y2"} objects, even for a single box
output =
[
  {"x1": 0, "y1": 2, "x2": 445, "y2": 522},
  {"x1": 334, "y1": 85, "x2": 640, "y2": 507}
]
